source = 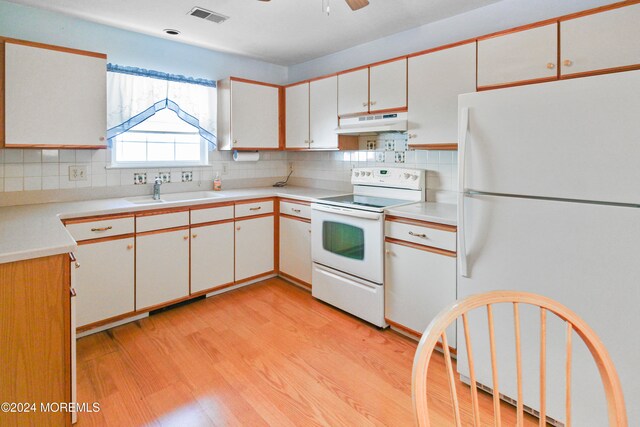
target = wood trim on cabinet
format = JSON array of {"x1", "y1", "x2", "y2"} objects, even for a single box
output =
[
  {"x1": 279, "y1": 271, "x2": 312, "y2": 290},
  {"x1": 283, "y1": 80, "x2": 309, "y2": 89},
  {"x1": 386, "y1": 318, "x2": 423, "y2": 338},
  {"x1": 235, "y1": 271, "x2": 277, "y2": 286},
  {"x1": 134, "y1": 206, "x2": 190, "y2": 217},
  {"x1": 2, "y1": 144, "x2": 108, "y2": 149},
  {"x1": 230, "y1": 76, "x2": 282, "y2": 89},
  {"x1": 560, "y1": 64, "x2": 640, "y2": 80},
  {"x1": 280, "y1": 213, "x2": 311, "y2": 224},
  {"x1": 0, "y1": 41, "x2": 5, "y2": 146},
  {"x1": 189, "y1": 201, "x2": 235, "y2": 211},
  {"x1": 190, "y1": 218, "x2": 235, "y2": 229},
  {"x1": 1, "y1": 37, "x2": 107, "y2": 59},
  {"x1": 190, "y1": 281, "x2": 237, "y2": 298},
  {"x1": 62, "y1": 212, "x2": 134, "y2": 225},
  {"x1": 135, "y1": 294, "x2": 194, "y2": 314},
  {"x1": 278, "y1": 198, "x2": 311, "y2": 206},
  {"x1": 477, "y1": 76, "x2": 558, "y2": 92},
  {"x1": 385, "y1": 237, "x2": 457, "y2": 258},
  {"x1": 476, "y1": 19, "x2": 559, "y2": 43},
  {"x1": 279, "y1": 86, "x2": 286, "y2": 150},
  {"x1": 408, "y1": 143, "x2": 458, "y2": 151},
  {"x1": 235, "y1": 212, "x2": 275, "y2": 222},
  {"x1": 135, "y1": 225, "x2": 189, "y2": 237},
  {"x1": 368, "y1": 106, "x2": 408, "y2": 115},
  {"x1": 280, "y1": 214, "x2": 311, "y2": 224},
  {"x1": 408, "y1": 38, "x2": 477, "y2": 59},
  {"x1": 385, "y1": 215, "x2": 457, "y2": 232},
  {"x1": 557, "y1": 0, "x2": 640, "y2": 22},
  {"x1": 76, "y1": 310, "x2": 138, "y2": 333},
  {"x1": 274, "y1": 199, "x2": 280, "y2": 273},
  {"x1": 76, "y1": 233, "x2": 135, "y2": 245},
  {"x1": 235, "y1": 197, "x2": 276, "y2": 206}
]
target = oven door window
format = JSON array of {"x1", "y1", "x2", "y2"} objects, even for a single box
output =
[{"x1": 322, "y1": 221, "x2": 365, "y2": 260}]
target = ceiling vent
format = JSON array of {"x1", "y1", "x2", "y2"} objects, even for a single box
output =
[{"x1": 188, "y1": 7, "x2": 229, "y2": 24}]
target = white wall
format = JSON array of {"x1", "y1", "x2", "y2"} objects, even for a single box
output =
[
  {"x1": 0, "y1": 0, "x2": 287, "y2": 84},
  {"x1": 288, "y1": 0, "x2": 620, "y2": 83}
]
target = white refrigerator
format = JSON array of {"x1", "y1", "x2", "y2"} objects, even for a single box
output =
[{"x1": 456, "y1": 70, "x2": 640, "y2": 426}]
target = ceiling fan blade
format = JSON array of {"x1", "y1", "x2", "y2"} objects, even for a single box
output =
[{"x1": 345, "y1": 0, "x2": 369, "y2": 11}]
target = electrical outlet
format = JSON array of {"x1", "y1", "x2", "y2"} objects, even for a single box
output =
[
  {"x1": 366, "y1": 140, "x2": 376, "y2": 150},
  {"x1": 133, "y1": 172, "x2": 147, "y2": 185},
  {"x1": 375, "y1": 152, "x2": 385, "y2": 163},
  {"x1": 288, "y1": 162, "x2": 294, "y2": 173},
  {"x1": 222, "y1": 162, "x2": 229, "y2": 175},
  {"x1": 384, "y1": 140, "x2": 396, "y2": 151},
  {"x1": 395, "y1": 151, "x2": 406, "y2": 163},
  {"x1": 69, "y1": 165, "x2": 88, "y2": 181}
]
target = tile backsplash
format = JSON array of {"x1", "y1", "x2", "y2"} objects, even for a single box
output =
[{"x1": 0, "y1": 134, "x2": 456, "y2": 204}]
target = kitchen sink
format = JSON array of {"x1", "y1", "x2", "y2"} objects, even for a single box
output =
[{"x1": 125, "y1": 191, "x2": 221, "y2": 205}]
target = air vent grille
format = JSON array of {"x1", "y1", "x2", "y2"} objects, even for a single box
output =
[{"x1": 188, "y1": 7, "x2": 229, "y2": 24}]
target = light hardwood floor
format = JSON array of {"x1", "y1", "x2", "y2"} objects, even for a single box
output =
[{"x1": 76, "y1": 278, "x2": 539, "y2": 426}]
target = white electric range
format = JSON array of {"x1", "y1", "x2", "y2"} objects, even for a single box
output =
[{"x1": 310, "y1": 167, "x2": 426, "y2": 327}]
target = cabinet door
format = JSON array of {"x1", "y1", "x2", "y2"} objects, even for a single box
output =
[
  {"x1": 136, "y1": 229, "x2": 190, "y2": 310},
  {"x1": 191, "y1": 222, "x2": 235, "y2": 294},
  {"x1": 231, "y1": 80, "x2": 279, "y2": 149},
  {"x1": 385, "y1": 241, "x2": 456, "y2": 346},
  {"x1": 477, "y1": 23, "x2": 558, "y2": 88},
  {"x1": 285, "y1": 83, "x2": 310, "y2": 149},
  {"x1": 279, "y1": 216, "x2": 312, "y2": 285},
  {"x1": 4, "y1": 41, "x2": 106, "y2": 148},
  {"x1": 235, "y1": 216, "x2": 274, "y2": 281},
  {"x1": 561, "y1": 4, "x2": 640, "y2": 77},
  {"x1": 408, "y1": 43, "x2": 475, "y2": 147},
  {"x1": 338, "y1": 68, "x2": 369, "y2": 116},
  {"x1": 369, "y1": 58, "x2": 407, "y2": 112},
  {"x1": 75, "y1": 238, "x2": 135, "y2": 327},
  {"x1": 309, "y1": 75, "x2": 338, "y2": 149}
]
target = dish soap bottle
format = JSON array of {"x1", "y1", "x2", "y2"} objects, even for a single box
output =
[{"x1": 213, "y1": 172, "x2": 222, "y2": 191}]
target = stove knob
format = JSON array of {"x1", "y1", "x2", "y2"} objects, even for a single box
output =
[
  {"x1": 365, "y1": 171, "x2": 371, "y2": 176},
  {"x1": 412, "y1": 175, "x2": 419, "y2": 180},
  {"x1": 354, "y1": 171, "x2": 360, "y2": 177},
  {"x1": 404, "y1": 173, "x2": 411, "y2": 179}
]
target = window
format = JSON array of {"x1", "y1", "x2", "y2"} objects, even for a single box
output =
[
  {"x1": 113, "y1": 109, "x2": 206, "y2": 166},
  {"x1": 106, "y1": 64, "x2": 216, "y2": 167}
]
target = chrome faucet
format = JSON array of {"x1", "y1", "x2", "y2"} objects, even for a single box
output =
[{"x1": 153, "y1": 177, "x2": 163, "y2": 200}]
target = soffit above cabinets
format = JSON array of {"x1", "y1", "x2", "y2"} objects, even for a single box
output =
[{"x1": 6, "y1": 0, "x2": 501, "y2": 65}]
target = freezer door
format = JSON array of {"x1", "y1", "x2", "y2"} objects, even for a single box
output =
[
  {"x1": 457, "y1": 193, "x2": 640, "y2": 425},
  {"x1": 458, "y1": 70, "x2": 640, "y2": 204}
]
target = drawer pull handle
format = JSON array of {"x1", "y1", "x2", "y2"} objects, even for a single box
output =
[
  {"x1": 409, "y1": 231, "x2": 427, "y2": 238},
  {"x1": 183, "y1": 235, "x2": 189, "y2": 240},
  {"x1": 292, "y1": 208, "x2": 301, "y2": 213},
  {"x1": 70, "y1": 288, "x2": 77, "y2": 297},
  {"x1": 249, "y1": 207, "x2": 262, "y2": 211},
  {"x1": 127, "y1": 244, "x2": 133, "y2": 250},
  {"x1": 546, "y1": 62, "x2": 555, "y2": 69},
  {"x1": 192, "y1": 234, "x2": 198, "y2": 238},
  {"x1": 91, "y1": 226, "x2": 112, "y2": 232}
]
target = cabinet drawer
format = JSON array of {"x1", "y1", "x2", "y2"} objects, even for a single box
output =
[
  {"x1": 385, "y1": 219, "x2": 456, "y2": 252},
  {"x1": 235, "y1": 200, "x2": 274, "y2": 218},
  {"x1": 66, "y1": 216, "x2": 134, "y2": 241},
  {"x1": 136, "y1": 211, "x2": 189, "y2": 233},
  {"x1": 280, "y1": 200, "x2": 311, "y2": 220},
  {"x1": 191, "y1": 204, "x2": 234, "y2": 224}
]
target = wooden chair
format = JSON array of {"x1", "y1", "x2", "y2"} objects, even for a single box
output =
[{"x1": 411, "y1": 291, "x2": 627, "y2": 427}]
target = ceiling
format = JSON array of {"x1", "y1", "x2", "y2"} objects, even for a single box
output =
[{"x1": 8, "y1": 0, "x2": 502, "y2": 65}]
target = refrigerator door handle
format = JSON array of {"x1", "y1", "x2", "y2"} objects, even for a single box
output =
[{"x1": 458, "y1": 107, "x2": 470, "y2": 277}]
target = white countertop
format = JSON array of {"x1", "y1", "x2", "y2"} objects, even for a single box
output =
[
  {"x1": 385, "y1": 202, "x2": 457, "y2": 227},
  {"x1": 0, "y1": 187, "x2": 456, "y2": 265}
]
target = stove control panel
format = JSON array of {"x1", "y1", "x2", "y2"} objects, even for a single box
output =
[{"x1": 351, "y1": 167, "x2": 425, "y2": 190}]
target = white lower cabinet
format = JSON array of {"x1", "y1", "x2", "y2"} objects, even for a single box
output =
[
  {"x1": 279, "y1": 216, "x2": 312, "y2": 285},
  {"x1": 136, "y1": 228, "x2": 190, "y2": 310},
  {"x1": 235, "y1": 215, "x2": 274, "y2": 281},
  {"x1": 385, "y1": 241, "x2": 456, "y2": 346},
  {"x1": 191, "y1": 222, "x2": 235, "y2": 294},
  {"x1": 74, "y1": 237, "x2": 134, "y2": 327}
]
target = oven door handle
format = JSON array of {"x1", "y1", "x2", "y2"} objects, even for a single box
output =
[{"x1": 311, "y1": 204, "x2": 382, "y2": 221}]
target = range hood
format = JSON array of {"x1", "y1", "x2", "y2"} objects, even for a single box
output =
[{"x1": 336, "y1": 112, "x2": 408, "y2": 135}]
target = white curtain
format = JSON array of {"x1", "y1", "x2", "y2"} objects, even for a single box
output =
[{"x1": 106, "y1": 70, "x2": 216, "y2": 147}]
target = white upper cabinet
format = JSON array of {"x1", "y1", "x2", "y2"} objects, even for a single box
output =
[
  {"x1": 309, "y1": 75, "x2": 338, "y2": 149},
  {"x1": 369, "y1": 58, "x2": 407, "y2": 112},
  {"x1": 477, "y1": 23, "x2": 558, "y2": 88},
  {"x1": 217, "y1": 78, "x2": 280, "y2": 150},
  {"x1": 338, "y1": 58, "x2": 407, "y2": 116},
  {"x1": 3, "y1": 40, "x2": 106, "y2": 148},
  {"x1": 285, "y1": 82, "x2": 310, "y2": 149},
  {"x1": 338, "y1": 68, "x2": 369, "y2": 116},
  {"x1": 560, "y1": 4, "x2": 640, "y2": 77},
  {"x1": 408, "y1": 43, "x2": 476, "y2": 148}
]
